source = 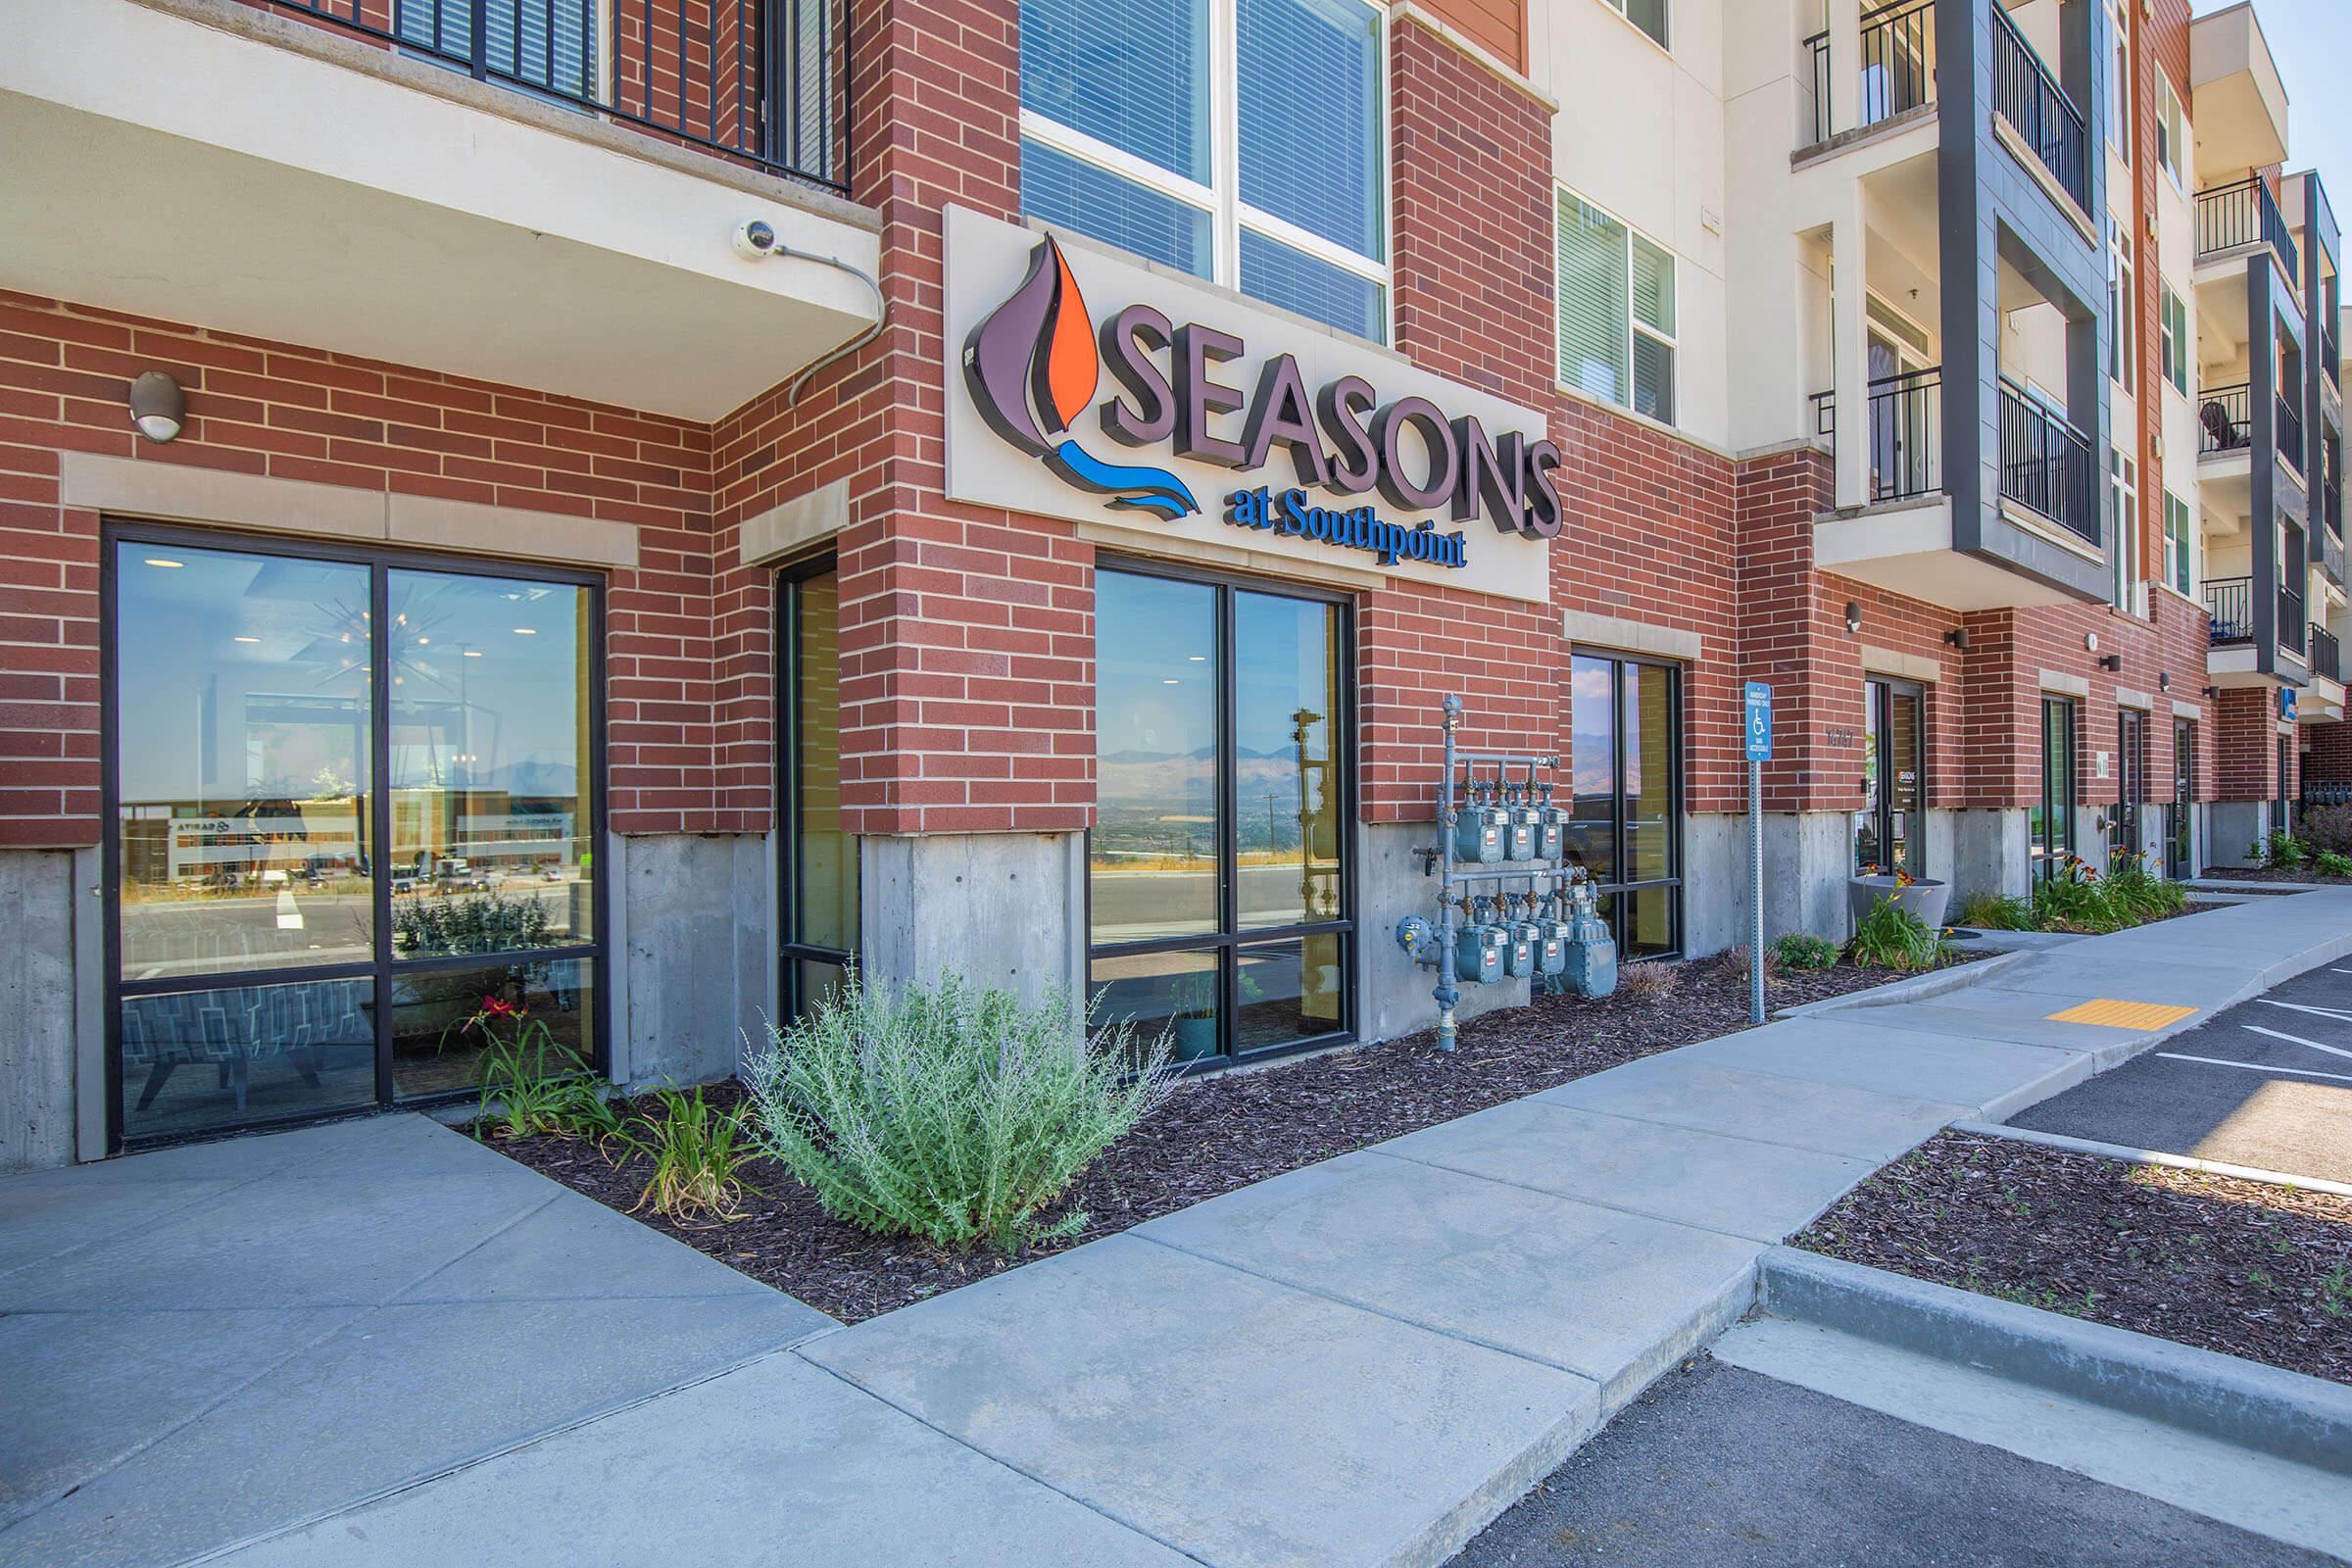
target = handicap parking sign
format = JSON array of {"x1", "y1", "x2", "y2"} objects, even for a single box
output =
[{"x1": 1743, "y1": 681, "x2": 1773, "y2": 762}]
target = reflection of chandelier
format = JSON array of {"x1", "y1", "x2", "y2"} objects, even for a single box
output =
[{"x1": 306, "y1": 595, "x2": 479, "y2": 787}]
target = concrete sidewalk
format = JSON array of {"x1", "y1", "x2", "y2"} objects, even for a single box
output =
[{"x1": 27, "y1": 891, "x2": 2351, "y2": 1568}]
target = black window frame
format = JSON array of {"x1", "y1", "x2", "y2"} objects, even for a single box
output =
[
  {"x1": 1853, "y1": 675, "x2": 1929, "y2": 877},
  {"x1": 2114, "y1": 707, "x2": 2146, "y2": 861},
  {"x1": 100, "y1": 519, "x2": 610, "y2": 1153},
  {"x1": 2167, "y1": 716, "x2": 2196, "y2": 877},
  {"x1": 1572, "y1": 651, "x2": 1685, "y2": 960},
  {"x1": 775, "y1": 552, "x2": 858, "y2": 1022},
  {"x1": 1083, "y1": 556, "x2": 1357, "y2": 1073},
  {"x1": 2034, "y1": 695, "x2": 2079, "y2": 880}
]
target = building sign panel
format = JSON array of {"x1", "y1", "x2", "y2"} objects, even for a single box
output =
[{"x1": 943, "y1": 205, "x2": 1558, "y2": 605}]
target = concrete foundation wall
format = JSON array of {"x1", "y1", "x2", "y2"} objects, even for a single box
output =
[
  {"x1": 2208, "y1": 801, "x2": 2275, "y2": 868},
  {"x1": 2, "y1": 850, "x2": 78, "y2": 1170},
  {"x1": 1949, "y1": 808, "x2": 2032, "y2": 906},
  {"x1": 1357, "y1": 820, "x2": 1530, "y2": 1045},
  {"x1": 857, "y1": 832, "x2": 1087, "y2": 1011},
  {"x1": 614, "y1": 832, "x2": 774, "y2": 1089},
  {"x1": 1686, "y1": 810, "x2": 1854, "y2": 956}
]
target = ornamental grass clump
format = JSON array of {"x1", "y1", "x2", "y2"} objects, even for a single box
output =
[
  {"x1": 743, "y1": 972, "x2": 1176, "y2": 1253},
  {"x1": 1846, "y1": 893, "x2": 1950, "y2": 970}
]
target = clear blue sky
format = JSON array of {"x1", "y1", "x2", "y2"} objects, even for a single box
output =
[{"x1": 2194, "y1": 0, "x2": 2352, "y2": 191}]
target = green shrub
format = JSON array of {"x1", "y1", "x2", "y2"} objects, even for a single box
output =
[
  {"x1": 742, "y1": 971, "x2": 1175, "y2": 1252},
  {"x1": 1846, "y1": 894, "x2": 1949, "y2": 970},
  {"x1": 394, "y1": 892, "x2": 552, "y2": 956},
  {"x1": 1957, "y1": 892, "x2": 2034, "y2": 931},
  {"x1": 470, "y1": 1001, "x2": 614, "y2": 1143},
  {"x1": 2032, "y1": 863, "x2": 2122, "y2": 933},
  {"x1": 2104, "y1": 849, "x2": 2185, "y2": 922},
  {"x1": 2300, "y1": 805, "x2": 2352, "y2": 858},
  {"x1": 1774, "y1": 932, "x2": 1839, "y2": 971},
  {"x1": 2314, "y1": 849, "x2": 2352, "y2": 878},
  {"x1": 2265, "y1": 831, "x2": 2309, "y2": 871},
  {"x1": 632, "y1": 1087, "x2": 760, "y2": 1224}
]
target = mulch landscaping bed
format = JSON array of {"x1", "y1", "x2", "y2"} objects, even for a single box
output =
[
  {"x1": 491, "y1": 952, "x2": 1983, "y2": 1323},
  {"x1": 2200, "y1": 865, "x2": 2352, "y2": 887},
  {"x1": 1794, "y1": 1129, "x2": 2352, "y2": 1386}
]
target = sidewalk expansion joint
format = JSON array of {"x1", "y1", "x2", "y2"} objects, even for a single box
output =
[{"x1": 1356, "y1": 1146, "x2": 1780, "y2": 1247}]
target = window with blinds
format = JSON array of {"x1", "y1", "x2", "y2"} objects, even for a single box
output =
[
  {"x1": 1558, "y1": 189, "x2": 1679, "y2": 427},
  {"x1": 396, "y1": 1, "x2": 597, "y2": 101},
  {"x1": 1017, "y1": 0, "x2": 1389, "y2": 341}
]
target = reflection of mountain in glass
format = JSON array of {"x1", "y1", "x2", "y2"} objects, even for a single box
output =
[{"x1": 1095, "y1": 746, "x2": 1330, "y2": 857}]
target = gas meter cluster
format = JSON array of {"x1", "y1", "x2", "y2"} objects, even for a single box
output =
[{"x1": 1394, "y1": 695, "x2": 1619, "y2": 1052}]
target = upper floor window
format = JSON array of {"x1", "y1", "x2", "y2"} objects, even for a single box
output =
[
  {"x1": 2155, "y1": 72, "x2": 2185, "y2": 189},
  {"x1": 2108, "y1": 220, "x2": 2135, "y2": 392},
  {"x1": 2164, "y1": 489, "x2": 2193, "y2": 595},
  {"x1": 1599, "y1": 0, "x2": 1668, "y2": 49},
  {"x1": 1017, "y1": 0, "x2": 1390, "y2": 342},
  {"x1": 2105, "y1": 2, "x2": 2132, "y2": 166},
  {"x1": 1557, "y1": 190, "x2": 1678, "y2": 425},
  {"x1": 2159, "y1": 282, "x2": 2188, "y2": 395},
  {"x1": 2110, "y1": 448, "x2": 2140, "y2": 612}
]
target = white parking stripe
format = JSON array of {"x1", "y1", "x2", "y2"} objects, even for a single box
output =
[
  {"x1": 2241, "y1": 1023, "x2": 2352, "y2": 1061},
  {"x1": 2257, "y1": 999, "x2": 2352, "y2": 1025},
  {"x1": 2158, "y1": 1052, "x2": 2352, "y2": 1085}
]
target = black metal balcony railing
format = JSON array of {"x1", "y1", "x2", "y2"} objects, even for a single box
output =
[
  {"x1": 2312, "y1": 622, "x2": 2340, "y2": 682},
  {"x1": 2194, "y1": 175, "x2": 2299, "y2": 281},
  {"x1": 2326, "y1": 326, "x2": 2341, "y2": 391},
  {"x1": 2278, "y1": 392, "x2": 2305, "y2": 475},
  {"x1": 265, "y1": 0, "x2": 850, "y2": 191},
  {"x1": 2205, "y1": 576, "x2": 2254, "y2": 645},
  {"x1": 1803, "y1": 1, "x2": 1936, "y2": 147},
  {"x1": 2280, "y1": 585, "x2": 2307, "y2": 655},
  {"x1": 1997, "y1": 379, "x2": 2097, "y2": 541},
  {"x1": 1990, "y1": 4, "x2": 2088, "y2": 210},
  {"x1": 2198, "y1": 383, "x2": 2252, "y2": 455},
  {"x1": 1811, "y1": 367, "x2": 1943, "y2": 503}
]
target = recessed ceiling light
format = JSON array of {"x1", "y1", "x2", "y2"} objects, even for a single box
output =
[
  {"x1": 1189, "y1": 656, "x2": 1205, "y2": 662},
  {"x1": 1162, "y1": 678, "x2": 1179, "y2": 685},
  {"x1": 513, "y1": 627, "x2": 537, "y2": 635},
  {"x1": 416, "y1": 636, "x2": 429, "y2": 645},
  {"x1": 143, "y1": 558, "x2": 183, "y2": 569},
  {"x1": 233, "y1": 635, "x2": 260, "y2": 644},
  {"x1": 464, "y1": 650, "x2": 483, "y2": 659}
]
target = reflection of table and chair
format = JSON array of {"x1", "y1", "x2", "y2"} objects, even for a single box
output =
[{"x1": 122, "y1": 980, "x2": 373, "y2": 1114}]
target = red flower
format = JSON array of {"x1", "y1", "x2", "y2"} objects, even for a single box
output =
[{"x1": 481, "y1": 996, "x2": 518, "y2": 1017}]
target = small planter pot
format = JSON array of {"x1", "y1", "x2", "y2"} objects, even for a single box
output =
[{"x1": 1848, "y1": 874, "x2": 1950, "y2": 932}]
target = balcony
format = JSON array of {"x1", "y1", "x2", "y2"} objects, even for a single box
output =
[
  {"x1": 2312, "y1": 623, "x2": 2341, "y2": 683},
  {"x1": 264, "y1": 0, "x2": 848, "y2": 189},
  {"x1": 2189, "y1": 3, "x2": 2290, "y2": 180},
  {"x1": 1809, "y1": 366, "x2": 1942, "y2": 502},
  {"x1": 1996, "y1": 379, "x2": 2097, "y2": 543},
  {"x1": 2280, "y1": 585, "x2": 2307, "y2": 657},
  {"x1": 2278, "y1": 391, "x2": 2306, "y2": 477},
  {"x1": 1990, "y1": 3, "x2": 2087, "y2": 213},
  {"x1": 2198, "y1": 383, "x2": 2252, "y2": 456},
  {"x1": 2195, "y1": 176, "x2": 2298, "y2": 285},
  {"x1": 2206, "y1": 577, "x2": 2255, "y2": 645},
  {"x1": 1806, "y1": 0, "x2": 1936, "y2": 147},
  {"x1": 2, "y1": 0, "x2": 879, "y2": 419}
]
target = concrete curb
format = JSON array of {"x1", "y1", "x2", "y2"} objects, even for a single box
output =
[
  {"x1": 1951, "y1": 1119, "x2": 2352, "y2": 1200},
  {"x1": 1774, "y1": 948, "x2": 2031, "y2": 1018},
  {"x1": 1754, "y1": 1247, "x2": 2352, "y2": 1477}
]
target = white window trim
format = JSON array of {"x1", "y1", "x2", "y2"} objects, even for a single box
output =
[
  {"x1": 1017, "y1": 0, "x2": 1394, "y2": 339},
  {"x1": 1554, "y1": 183, "x2": 1682, "y2": 428},
  {"x1": 2107, "y1": 219, "x2": 2135, "y2": 392},
  {"x1": 1594, "y1": 0, "x2": 1670, "y2": 55},
  {"x1": 2155, "y1": 72, "x2": 2185, "y2": 193},
  {"x1": 2104, "y1": 0, "x2": 2131, "y2": 166}
]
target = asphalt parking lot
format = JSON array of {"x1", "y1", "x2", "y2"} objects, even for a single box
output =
[
  {"x1": 1447, "y1": 1357, "x2": 2334, "y2": 1568},
  {"x1": 2007, "y1": 961, "x2": 2352, "y2": 1183}
]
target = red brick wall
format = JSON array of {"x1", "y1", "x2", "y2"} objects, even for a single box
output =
[
  {"x1": 0, "y1": 291, "x2": 720, "y2": 848},
  {"x1": 2306, "y1": 717, "x2": 2352, "y2": 785},
  {"x1": 2216, "y1": 686, "x2": 2285, "y2": 801}
]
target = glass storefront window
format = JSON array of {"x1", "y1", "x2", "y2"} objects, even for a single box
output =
[
  {"x1": 386, "y1": 568, "x2": 593, "y2": 956},
  {"x1": 780, "y1": 564, "x2": 859, "y2": 1021},
  {"x1": 389, "y1": 956, "x2": 593, "y2": 1101},
  {"x1": 1087, "y1": 566, "x2": 1351, "y2": 1066},
  {"x1": 1567, "y1": 653, "x2": 1683, "y2": 958},
  {"x1": 115, "y1": 546, "x2": 375, "y2": 980},
  {"x1": 108, "y1": 533, "x2": 604, "y2": 1147}
]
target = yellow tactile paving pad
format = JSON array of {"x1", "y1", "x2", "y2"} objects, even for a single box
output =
[{"x1": 2043, "y1": 999, "x2": 2200, "y2": 1030}]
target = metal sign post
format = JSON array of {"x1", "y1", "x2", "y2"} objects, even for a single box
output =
[{"x1": 1743, "y1": 681, "x2": 1773, "y2": 1026}]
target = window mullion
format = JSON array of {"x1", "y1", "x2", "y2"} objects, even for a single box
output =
[
  {"x1": 1238, "y1": 205, "x2": 1389, "y2": 282},
  {"x1": 368, "y1": 563, "x2": 394, "y2": 1108},
  {"x1": 1211, "y1": 0, "x2": 1243, "y2": 289},
  {"x1": 1018, "y1": 109, "x2": 1219, "y2": 211}
]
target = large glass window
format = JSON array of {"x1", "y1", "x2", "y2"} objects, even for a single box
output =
[
  {"x1": 2032, "y1": 697, "x2": 2078, "y2": 881},
  {"x1": 1557, "y1": 190, "x2": 1679, "y2": 425},
  {"x1": 779, "y1": 562, "x2": 858, "y2": 1020},
  {"x1": 109, "y1": 532, "x2": 601, "y2": 1146},
  {"x1": 2113, "y1": 708, "x2": 2147, "y2": 865},
  {"x1": 2167, "y1": 718, "x2": 2196, "y2": 877},
  {"x1": 1088, "y1": 566, "x2": 1349, "y2": 1065},
  {"x1": 1853, "y1": 679, "x2": 1927, "y2": 877},
  {"x1": 1018, "y1": 0, "x2": 1389, "y2": 340},
  {"x1": 1566, "y1": 653, "x2": 1683, "y2": 959}
]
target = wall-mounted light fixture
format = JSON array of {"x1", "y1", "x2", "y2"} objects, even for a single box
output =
[
  {"x1": 2159, "y1": 671, "x2": 2171, "y2": 691},
  {"x1": 2203, "y1": 686, "x2": 2222, "y2": 701},
  {"x1": 2097, "y1": 653, "x2": 2123, "y2": 672},
  {"x1": 2082, "y1": 631, "x2": 2100, "y2": 654},
  {"x1": 1844, "y1": 601, "x2": 1862, "y2": 634},
  {"x1": 127, "y1": 371, "x2": 184, "y2": 444},
  {"x1": 1943, "y1": 628, "x2": 1970, "y2": 652}
]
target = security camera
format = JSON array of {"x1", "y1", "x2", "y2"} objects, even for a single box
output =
[{"x1": 732, "y1": 219, "x2": 779, "y2": 260}]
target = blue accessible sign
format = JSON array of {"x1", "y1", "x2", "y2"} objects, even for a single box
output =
[{"x1": 1743, "y1": 681, "x2": 1774, "y2": 762}]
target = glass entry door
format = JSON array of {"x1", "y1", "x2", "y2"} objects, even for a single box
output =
[
  {"x1": 778, "y1": 561, "x2": 858, "y2": 1021},
  {"x1": 108, "y1": 530, "x2": 602, "y2": 1148},
  {"x1": 1567, "y1": 654, "x2": 1683, "y2": 958},
  {"x1": 1087, "y1": 565, "x2": 1351, "y2": 1066},
  {"x1": 2114, "y1": 709, "x2": 2145, "y2": 863},
  {"x1": 2032, "y1": 697, "x2": 2078, "y2": 880},
  {"x1": 1852, "y1": 677, "x2": 1926, "y2": 875},
  {"x1": 2167, "y1": 718, "x2": 2196, "y2": 877}
]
